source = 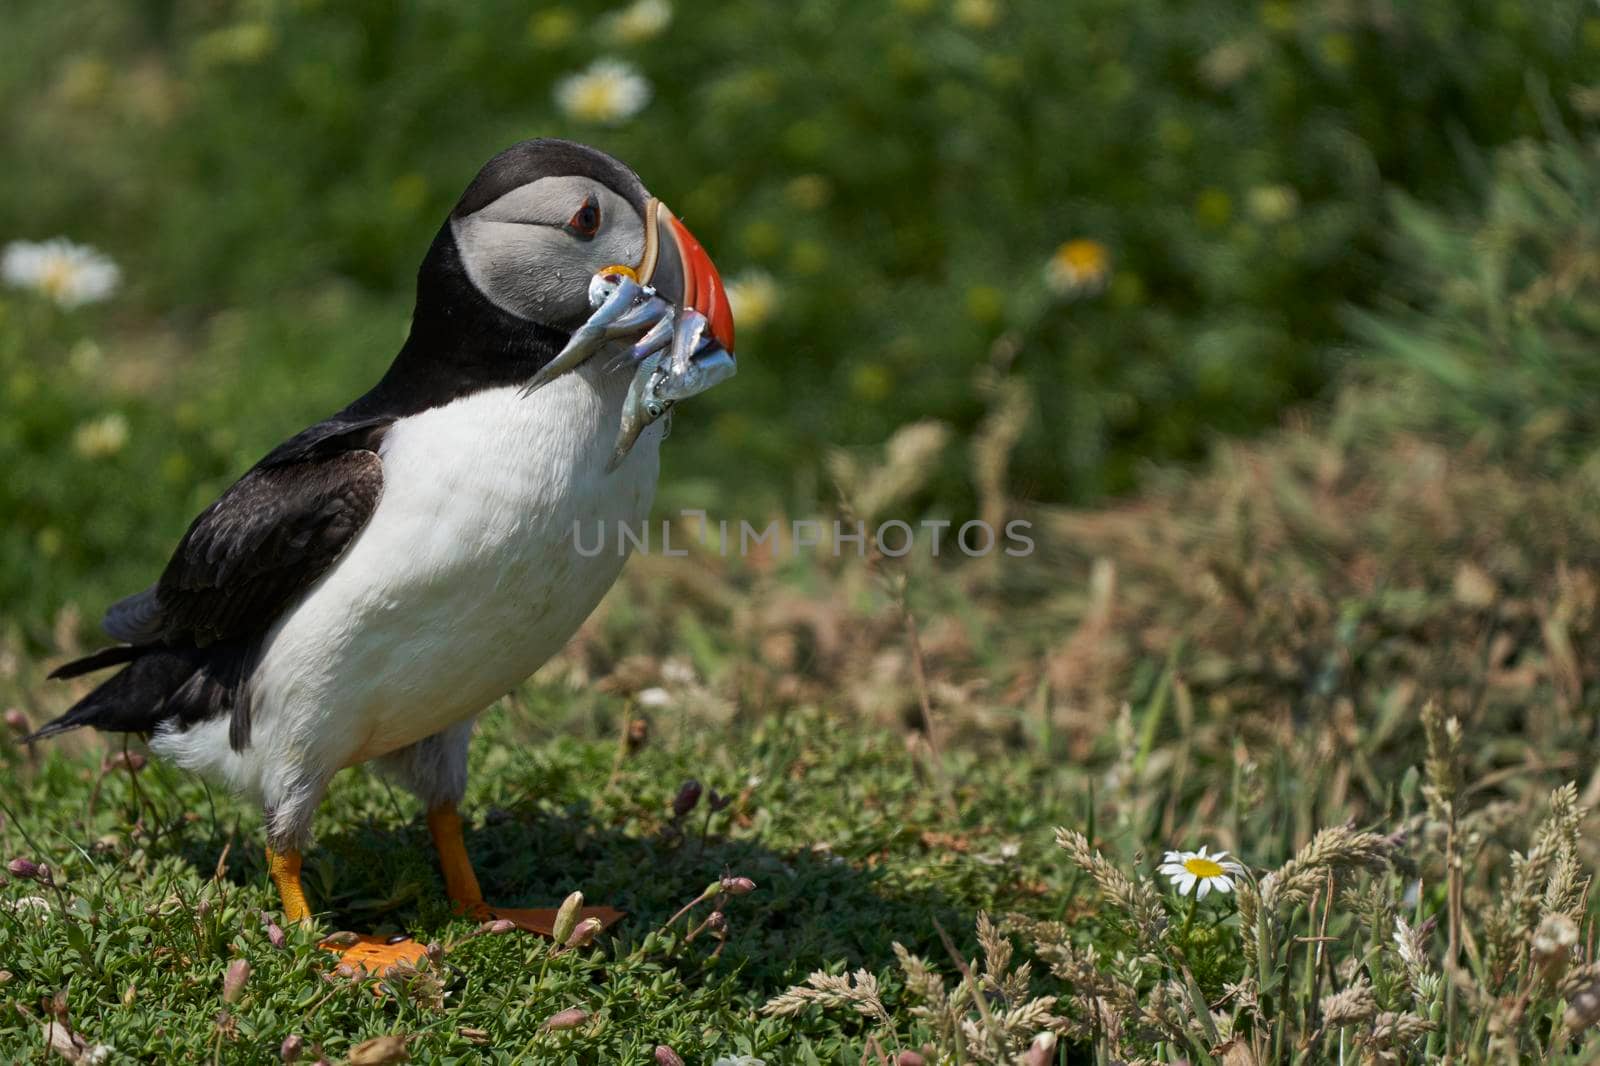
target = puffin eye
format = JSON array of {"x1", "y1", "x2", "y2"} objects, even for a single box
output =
[{"x1": 565, "y1": 197, "x2": 601, "y2": 239}]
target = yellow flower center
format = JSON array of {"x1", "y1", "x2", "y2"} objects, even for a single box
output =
[
  {"x1": 1182, "y1": 856, "x2": 1225, "y2": 879},
  {"x1": 38, "y1": 257, "x2": 76, "y2": 300},
  {"x1": 1053, "y1": 239, "x2": 1108, "y2": 279},
  {"x1": 572, "y1": 81, "x2": 622, "y2": 122}
]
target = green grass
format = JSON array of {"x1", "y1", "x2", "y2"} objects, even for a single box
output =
[
  {"x1": 3, "y1": 373, "x2": 1599, "y2": 1060},
  {"x1": 0, "y1": 695, "x2": 1075, "y2": 1063}
]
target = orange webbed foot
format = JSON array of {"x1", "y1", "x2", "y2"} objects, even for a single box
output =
[{"x1": 321, "y1": 933, "x2": 431, "y2": 976}]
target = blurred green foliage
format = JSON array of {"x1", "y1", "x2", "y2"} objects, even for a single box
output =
[
  {"x1": 1350, "y1": 133, "x2": 1600, "y2": 471},
  {"x1": 2, "y1": 0, "x2": 1598, "y2": 631}
]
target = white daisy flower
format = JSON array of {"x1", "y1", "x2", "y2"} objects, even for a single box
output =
[
  {"x1": 2, "y1": 238, "x2": 121, "y2": 308},
  {"x1": 725, "y1": 269, "x2": 778, "y2": 331},
  {"x1": 554, "y1": 58, "x2": 651, "y2": 125},
  {"x1": 602, "y1": 0, "x2": 672, "y2": 44},
  {"x1": 1158, "y1": 845, "x2": 1244, "y2": 900},
  {"x1": 72, "y1": 413, "x2": 130, "y2": 459}
]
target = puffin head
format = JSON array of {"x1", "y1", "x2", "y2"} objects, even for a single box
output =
[{"x1": 435, "y1": 138, "x2": 734, "y2": 357}]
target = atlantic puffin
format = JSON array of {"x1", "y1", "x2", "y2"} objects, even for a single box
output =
[{"x1": 31, "y1": 139, "x2": 736, "y2": 974}]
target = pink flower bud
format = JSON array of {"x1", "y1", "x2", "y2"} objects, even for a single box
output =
[
  {"x1": 260, "y1": 912, "x2": 286, "y2": 949},
  {"x1": 222, "y1": 958, "x2": 250, "y2": 1004},
  {"x1": 720, "y1": 876, "x2": 756, "y2": 895},
  {"x1": 482, "y1": 919, "x2": 516, "y2": 935},
  {"x1": 564, "y1": 916, "x2": 603, "y2": 950},
  {"x1": 654, "y1": 1046, "x2": 685, "y2": 1066},
  {"x1": 543, "y1": 1007, "x2": 589, "y2": 1031},
  {"x1": 4, "y1": 709, "x2": 27, "y2": 733},
  {"x1": 7, "y1": 858, "x2": 40, "y2": 881},
  {"x1": 896, "y1": 1053, "x2": 927, "y2": 1066},
  {"x1": 279, "y1": 1034, "x2": 304, "y2": 1062}
]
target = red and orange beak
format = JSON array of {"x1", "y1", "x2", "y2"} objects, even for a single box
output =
[{"x1": 637, "y1": 200, "x2": 735, "y2": 354}]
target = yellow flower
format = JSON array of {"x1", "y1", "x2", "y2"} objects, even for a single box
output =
[
  {"x1": 725, "y1": 270, "x2": 778, "y2": 331},
  {"x1": 603, "y1": 0, "x2": 672, "y2": 45},
  {"x1": 1159, "y1": 846, "x2": 1245, "y2": 899},
  {"x1": 1044, "y1": 239, "x2": 1110, "y2": 297},
  {"x1": 554, "y1": 59, "x2": 651, "y2": 125}
]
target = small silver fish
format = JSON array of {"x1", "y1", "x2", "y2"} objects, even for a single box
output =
[
  {"x1": 607, "y1": 352, "x2": 672, "y2": 472},
  {"x1": 524, "y1": 273, "x2": 669, "y2": 396}
]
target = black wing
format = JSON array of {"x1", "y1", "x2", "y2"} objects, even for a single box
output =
[
  {"x1": 40, "y1": 416, "x2": 392, "y2": 748},
  {"x1": 154, "y1": 449, "x2": 386, "y2": 646},
  {"x1": 98, "y1": 414, "x2": 394, "y2": 647}
]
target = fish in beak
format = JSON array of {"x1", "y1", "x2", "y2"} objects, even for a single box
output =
[{"x1": 524, "y1": 199, "x2": 736, "y2": 394}]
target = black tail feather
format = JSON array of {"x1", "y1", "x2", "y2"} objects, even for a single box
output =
[
  {"x1": 21, "y1": 714, "x2": 94, "y2": 743},
  {"x1": 30, "y1": 644, "x2": 252, "y2": 745},
  {"x1": 47, "y1": 644, "x2": 146, "y2": 680}
]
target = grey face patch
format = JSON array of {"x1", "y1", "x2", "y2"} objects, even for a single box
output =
[{"x1": 451, "y1": 176, "x2": 647, "y2": 329}]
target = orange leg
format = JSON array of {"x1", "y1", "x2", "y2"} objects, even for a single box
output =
[
  {"x1": 266, "y1": 845, "x2": 428, "y2": 976},
  {"x1": 266, "y1": 847, "x2": 312, "y2": 925},
  {"x1": 426, "y1": 802, "x2": 624, "y2": 937},
  {"x1": 427, "y1": 805, "x2": 485, "y2": 913}
]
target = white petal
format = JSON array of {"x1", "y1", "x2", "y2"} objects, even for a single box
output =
[
  {"x1": 637, "y1": 686, "x2": 672, "y2": 707},
  {"x1": 1213, "y1": 876, "x2": 1234, "y2": 893},
  {"x1": 1195, "y1": 878, "x2": 1211, "y2": 900},
  {"x1": 1176, "y1": 874, "x2": 1196, "y2": 895}
]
